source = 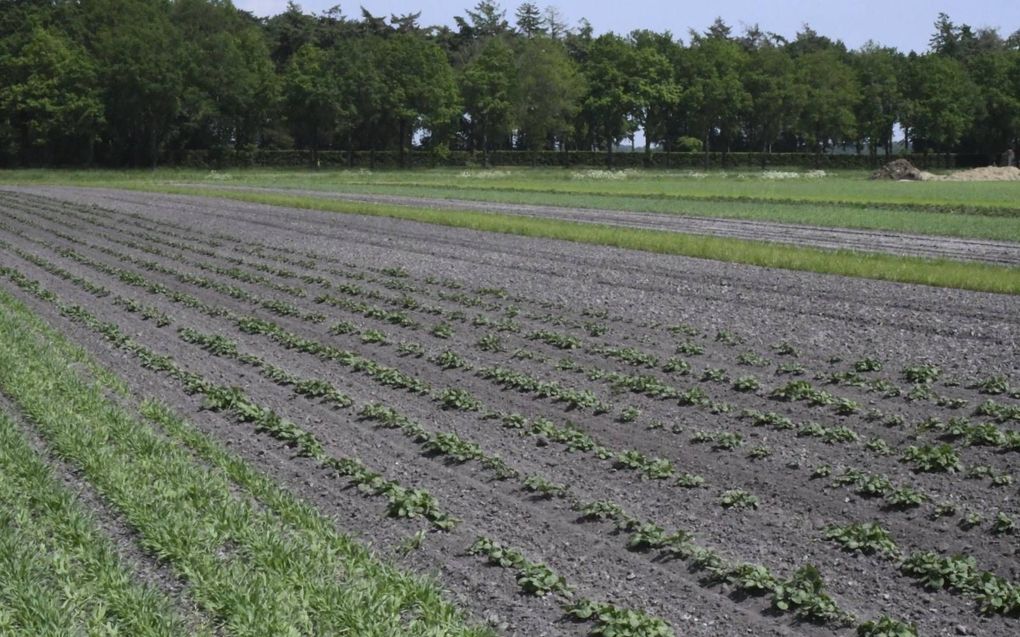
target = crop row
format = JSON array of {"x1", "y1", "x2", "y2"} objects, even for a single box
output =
[
  {"x1": 3, "y1": 221, "x2": 1014, "y2": 536},
  {"x1": 0, "y1": 281, "x2": 481, "y2": 635},
  {"x1": 0, "y1": 264, "x2": 457, "y2": 530},
  {"x1": 3, "y1": 221, "x2": 1011, "y2": 542},
  {"x1": 3, "y1": 202, "x2": 1015, "y2": 619}
]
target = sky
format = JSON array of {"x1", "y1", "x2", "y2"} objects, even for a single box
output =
[{"x1": 235, "y1": 0, "x2": 1020, "y2": 53}]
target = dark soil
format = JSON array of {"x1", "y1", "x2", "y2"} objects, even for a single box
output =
[
  {"x1": 186, "y1": 184, "x2": 1020, "y2": 265},
  {"x1": 1, "y1": 187, "x2": 1018, "y2": 637}
]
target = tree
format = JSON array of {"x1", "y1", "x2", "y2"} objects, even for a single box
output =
[
  {"x1": 682, "y1": 32, "x2": 750, "y2": 164},
  {"x1": 794, "y1": 49, "x2": 859, "y2": 156},
  {"x1": 960, "y1": 50, "x2": 1019, "y2": 156},
  {"x1": 283, "y1": 43, "x2": 347, "y2": 164},
  {"x1": 262, "y1": 1, "x2": 318, "y2": 68},
  {"x1": 455, "y1": 1, "x2": 510, "y2": 40},
  {"x1": 853, "y1": 43, "x2": 902, "y2": 160},
  {"x1": 900, "y1": 53, "x2": 978, "y2": 153},
  {"x1": 171, "y1": 0, "x2": 278, "y2": 152},
  {"x1": 543, "y1": 6, "x2": 568, "y2": 39},
  {"x1": 514, "y1": 36, "x2": 583, "y2": 153},
  {"x1": 742, "y1": 43, "x2": 800, "y2": 154},
  {"x1": 84, "y1": 0, "x2": 184, "y2": 167},
  {"x1": 461, "y1": 37, "x2": 517, "y2": 164},
  {"x1": 629, "y1": 30, "x2": 682, "y2": 159},
  {"x1": 514, "y1": 3, "x2": 544, "y2": 37},
  {"x1": 579, "y1": 33, "x2": 640, "y2": 163},
  {"x1": 0, "y1": 27, "x2": 103, "y2": 164},
  {"x1": 379, "y1": 34, "x2": 459, "y2": 165}
]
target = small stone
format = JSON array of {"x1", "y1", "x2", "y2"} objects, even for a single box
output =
[{"x1": 955, "y1": 625, "x2": 970, "y2": 635}]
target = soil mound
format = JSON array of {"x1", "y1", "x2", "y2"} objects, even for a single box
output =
[
  {"x1": 870, "y1": 159, "x2": 924, "y2": 181},
  {"x1": 936, "y1": 166, "x2": 1020, "y2": 182}
]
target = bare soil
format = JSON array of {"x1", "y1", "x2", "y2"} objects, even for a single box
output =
[
  {"x1": 1, "y1": 187, "x2": 1018, "y2": 637},
  {"x1": 175, "y1": 184, "x2": 1020, "y2": 266}
]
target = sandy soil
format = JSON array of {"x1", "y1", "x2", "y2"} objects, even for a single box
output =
[{"x1": 1, "y1": 188, "x2": 1018, "y2": 637}]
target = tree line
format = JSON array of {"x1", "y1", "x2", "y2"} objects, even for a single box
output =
[{"x1": 1, "y1": 0, "x2": 1018, "y2": 167}]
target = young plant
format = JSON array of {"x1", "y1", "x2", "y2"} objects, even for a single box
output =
[
  {"x1": 720, "y1": 489, "x2": 758, "y2": 510},
  {"x1": 522, "y1": 474, "x2": 568, "y2": 499},
  {"x1": 901, "y1": 444, "x2": 961, "y2": 473},
  {"x1": 824, "y1": 522, "x2": 899, "y2": 558}
]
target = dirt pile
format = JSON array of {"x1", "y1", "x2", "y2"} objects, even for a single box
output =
[
  {"x1": 870, "y1": 159, "x2": 924, "y2": 181},
  {"x1": 933, "y1": 166, "x2": 1020, "y2": 182}
]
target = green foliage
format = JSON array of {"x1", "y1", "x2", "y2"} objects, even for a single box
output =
[
  {"x1": 437, "y1": 387, "x2": 482, "y2": 411},
  {"x1": 856, "y1": 616, "x2": 917, "y2": 637},
  {"x1": 902, "y1": 363, "x2": 940, "y2": 384},
  {"x1": 568, "y1": 599, "x2": 674, "y2": 637},
  {"x1": 901, "y1": 444, "x2": 961, "y2": 473},
  {"x1": 771, "y1": 565, "x2": 850, "y2": 624},
  {"x1": 720, "y1": 489, "x2": 758, "y2": 510},
  {"x1": 824, "y1": 522, "x2": 899, "y2": 557}
]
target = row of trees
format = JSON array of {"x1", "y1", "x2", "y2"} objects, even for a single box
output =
[{"x1": 1, "y1": 0, "x2": 1018, "y2": 167}]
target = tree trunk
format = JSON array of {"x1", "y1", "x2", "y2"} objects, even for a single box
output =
[
  {"x1": 398, "y1": 119, "x2": 406, "y2": 168},
  {"x1": 703, "y1": 130, "x2": 710, "y2": 170},
  {"x1": 150, "y1": 126, "x2": 159, "y2": 171},
  {"x1": 482, "y1": 125, "x2": 489, "y2": 168}
]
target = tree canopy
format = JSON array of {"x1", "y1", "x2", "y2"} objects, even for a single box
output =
[{"x1": 0, "y1": 1, "x2": 1016, "y2": 166}]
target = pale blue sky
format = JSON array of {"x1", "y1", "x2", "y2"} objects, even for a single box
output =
[{"x1": 236, "y1": 0, "x2": 1019, "y2": 52}]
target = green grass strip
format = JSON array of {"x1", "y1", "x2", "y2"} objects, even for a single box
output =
[
  {"x1": 0, "y1": 286, "x2": 489, "y2": 637},
  {"x1": 0, "y1": 409, "x2": 197, "y2": 636},
  {"x1": 130, "y1": 185, "x2": 1020, "y2": 295},
  {"x1": 283, "y1": 182, "x2": 1020, "y2": 241}
]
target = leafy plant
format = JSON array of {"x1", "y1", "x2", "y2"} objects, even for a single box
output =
[
  {"x1": 771, "y1": 564, "x2": 847, "y2": 624},
  {"x1": 712, "y1": 432, "x2": 743, "y2": 451},
  {"x1": 853, "y1": 357, "x2": 883, "y2": 373},
  {"x1": 430, "y1": 322, "x2": 453, "y2": 339},
  {"x1": 432, "y1": 349, "x2": 468, "y2": 370},
  {"x1": 902, "y1": 363, "x2": 940, "y2": 384},
  {"x1": 360, "y1": 329, "x2": 387, "y2": 344},
  {"x1": 992, "y1": 512, "x2": 1016, "y2": 536},
  {"x1": 617, "y1": 406, "x2": 641, "y2": 423},
  {"x1": 901, "y1": 444, "x2": 961, "y2": 473},
  {"x1": 700, "y1": 368, "x2": 727, "y2": 382},
  {"x1": 771, "y1": 341, "x2": 799, "y2": 357},
  {"x1": 720, "y1": 489, "x2": 758, "y2": 510},
  {"x1": 567, "y1": 600, "x2": 674, "y2": 637},
  {"x1": 884, "y1": 487, "x2": 928, "y2": 510},
  {"x1": 437, "y1": 387, "x2": 481, "y2": 411},
  {"x1": 737, "y1": 351, "x2": 770, "y2": 367},
  {"x1": 732, "y1": 376, "x2": 760, "y2": 392},
  {"x1": 824, "y1": 522, "x2": 899, "y2": 557},
  {"x1": 516, "y1": 562, "x2": 570, "y2": 596},
  {"x1": 855, "y1": 616, "x2": 917, "y2": 637},
  {"x1": 522, "y1": 474, "x2": 568, "y2": 499},
  {"x1": 715, "y1": 330, "x2": 743, "y2": 345},
  {"x1": 476, "y1": 333, "x2": 503, "y2": 352},
  {"x1": 674, "y1": 472, "x2": 705, "y2": 488}
]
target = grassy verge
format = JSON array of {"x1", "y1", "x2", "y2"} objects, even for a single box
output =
[
  {"x1": 0, "y1": 285, "x2": 488, "y2": 637},
  {"x1": 131, "y1": 185, "x2": 1020, "y2": 295},
  {"x1": 4, "y1": 166, "x2": 1020, "y2": 211},
  {"x1": 0, "y1": 409, "x2": 198, "y2": 636},
  {"x1": 258, "y1": 182, "x2": 1020, "y2": 242}
]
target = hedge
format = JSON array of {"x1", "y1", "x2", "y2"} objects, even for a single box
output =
[{"x1": 170, "y1": 148, "x2": 981, "y2": 171}]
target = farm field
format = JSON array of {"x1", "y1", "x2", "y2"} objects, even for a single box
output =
[
  {"x1": 3, "y1": 168, "x2": 1020, "y2": 293},
  {"x1": 1, "y1": 186, "x2": 1018, "y2": 636}
]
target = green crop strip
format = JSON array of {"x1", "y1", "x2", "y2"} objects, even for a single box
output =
[
  {"x1": 120, "y1": 185, "x2": 1020, "y2": 295},
  {"x1": 0, "y1": 285, "x2": 486, "y2": 636},
  {"x1": 0, "y1": 409, "x2": 200, "y2": 636}
]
